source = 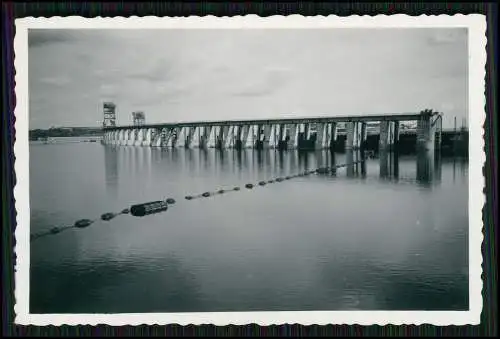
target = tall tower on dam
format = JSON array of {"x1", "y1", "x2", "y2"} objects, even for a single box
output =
[
  {"x1": 102, "y1": 102, "x2": 116, "y2": 127},
  {"x1": 132, "y1": 111, "x2": 146, "y2": 126}
]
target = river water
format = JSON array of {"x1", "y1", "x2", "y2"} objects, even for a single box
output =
[{"x1": 29, "y1": 138, "x2": 469, "y2": 313}]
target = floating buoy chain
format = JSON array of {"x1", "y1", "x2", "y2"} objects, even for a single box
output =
[{"x1": 30, "y1": 160, "x2": 363, "y2": 241}]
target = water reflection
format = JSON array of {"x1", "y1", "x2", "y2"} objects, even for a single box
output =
[
  {"x1": 103, "y1": 146, "x2": 119, "y2": 198},
  {"x1": 104, "y1": 146, "x2": 448, "y2": 191},
  {"x1": 416, "y1": 150, "x2": 438, "y2": 187},
  {"x1": 31, "y1": 254, "x2": 204, "y2": 313},
  {"x1": 34, "y1": 144, "x2": 467, "y2": 313},
  {"x1": 346, "y1": 150, "x2": 355, "y2": 177},
  {"x1": 452, "y1": 157, "x2": 468, "y2": 183}
]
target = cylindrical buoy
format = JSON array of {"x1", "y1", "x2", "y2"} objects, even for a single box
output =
[
  {"x1": 268, "y1": 179, "x2": 274, "y2": 183},
  {"x1": 74, "y1": 219, "x2": 94, "y2": 228},
  {"x1": 202, "y1": 192, "x2": 211, "y2": 197},
  {"x1": 166, "y1": 198, "x2": 176, "y2": 204},
  {"x1": 218, "y1": 189, "x2": 225, "y2": 194},
  {"x1": 285, "y1": 176, "x2": 291, "y2": 180},
  {"x1": 185, "y1": 195, "x2": 193, "y2": 200},
  {"x1": 233, "y1": 187, "x2": 240, "y2": 191},
  {"x1": 258, "y1": 181, "x2": 266, "y2": 186},
  {"x1": 130, "y1": 200, "x2": 168, "y2": 217},
  {"x1": 121, "y1": 208, "x2": 130, "y2": 214},
  {"x1": 245, "y1": 183, "x2": 254, "y2": 189}
]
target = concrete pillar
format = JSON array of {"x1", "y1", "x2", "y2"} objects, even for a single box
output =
[
  {"x1": 262, "y1": 124, "x2": 272, "y2": 149},
  {"x1": 416, "y1": 116, "x2": 434, "y2": 152},
  {"x1": 199, "y1": 126, "x2": 211, "y2": 148},
  {"x1": 127, "y1": 130, "x2": 132, "y2": 146},
  {"x1": 315, "y1": 123, "x2": 326, "y2": 149},
  {"x1": 346, "y1": 149, "x2": 354, "y2": 177},
  {"x1": 170, "y1": 127, "x2": 181, "y2": 147},
  {"x1": 288, "y1": 124, "x2": 298, "y2": 149},
  {"x1": 185, "y1": 127, "x2": 196, "y2": 148},
  {"x1": 150, "y1": 129, "x2": 158, "y2": 147},
  {"x1": 329, "y1": 122, "x2": 337, "y2": 150},
  {"x1": 139, "y1": 129, "x2": 145, "y2": 146},
  {"x1": 216, "y1": 125, "x2": 229, "y2": 149},
  {"x1": 353, "y1": 122, "x2": 359, "y2": 149},
  {"x1": 279, "y1": 124, "x2": 285, "y2": 142},
  {"x1": 131, "y1": 129, "x2": 137, "y2": 146},
  {"x1": 271, "y1": 125, "x2": 278, "y2": 148},
  {"x1": 240, "y1": 125, "x2": 250, "y2": 148},
  {"x1": 346, "y1": 122, "x2": 355, "y2": 150},
  {"x1": 379, "y1": 150, "x2": 389, "y2": 178},
  {"x1": 379, "y1": 121, "x2": 389, "y2": 151},
  {"x1": 393, "y1": 121, "x2": 400, "y2": 151},
  {"x1": 159, "y1": 128, "x2": 170, "y2": 147},
  {"x1": 142, "y1": 129, "x2": 150, "y2": 146},
  {"x1": 225, "y1": 126, "x2": 234, "y2": 148},
  {"x1": 360, "y1": 122, "x2": 367, "y2": 150}
]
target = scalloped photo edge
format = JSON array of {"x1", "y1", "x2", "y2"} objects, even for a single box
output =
[{"x1": 13, "y1": 14, "x2": 486, "y2": 326}]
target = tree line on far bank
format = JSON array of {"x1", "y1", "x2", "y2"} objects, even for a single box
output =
[{"x1": 29, "y1": 127, "x2": 103, "y2": 140}]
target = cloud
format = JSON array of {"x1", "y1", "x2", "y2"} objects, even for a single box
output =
[
  {"x1": 232, "y1": 68, "x2": 291, "y2": 97},
  {"x1": 127, "y1": 61, "x2": 168, "y2": 83},
  {"x1": 28, "y1": 29, "x2": 74, "y2": 48},
  {"x1": 427, "y1": 29, "x2": 467, "y2": 45},
  {"x1": 99, "y1": 84, "x2": 118, "y2": 97},
  {"x1": 27, "y1": 29, "x2": 468, "y2": 129},
  {"x1": 38, "y1": 76, "x2": 71, "y2": 86}
]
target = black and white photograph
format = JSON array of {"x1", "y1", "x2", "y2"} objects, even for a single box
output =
[{"x1": 14, "y1": 15, "x2": 485, "y2": 326}]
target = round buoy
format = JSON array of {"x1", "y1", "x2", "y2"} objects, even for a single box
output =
[
  {"x1": 74, "y1": 219, "x2": 93, "y2": 228},
  {"x1": 202, "y1": 192, "x2": 211, "y2": 197},
  {"x1": 101, "y1": 212, "x2": 115, "y2": 221},
  {"x1": 245, "y1": 183, "x2": 254, "y2": 189},
  {"x1": 166, "y1": 198, "x2": 176, "y2": 204}
]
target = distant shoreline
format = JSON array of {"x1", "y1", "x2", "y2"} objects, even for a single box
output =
[{"x1": 29, "y1": 127, "x2": 102, "y2": 141}]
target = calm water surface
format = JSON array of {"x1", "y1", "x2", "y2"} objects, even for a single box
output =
[{"x1": 30, "y1": 138, "x2": 469, "y2": 313}]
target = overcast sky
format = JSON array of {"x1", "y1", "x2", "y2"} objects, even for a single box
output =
[{"x1": 28, "y1": 28, "x2": 468, "y2": 129}]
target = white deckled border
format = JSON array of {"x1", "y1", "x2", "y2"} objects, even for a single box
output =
[{"x1": 13, "y1": 14, "x2": 486, "y2": 326}]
